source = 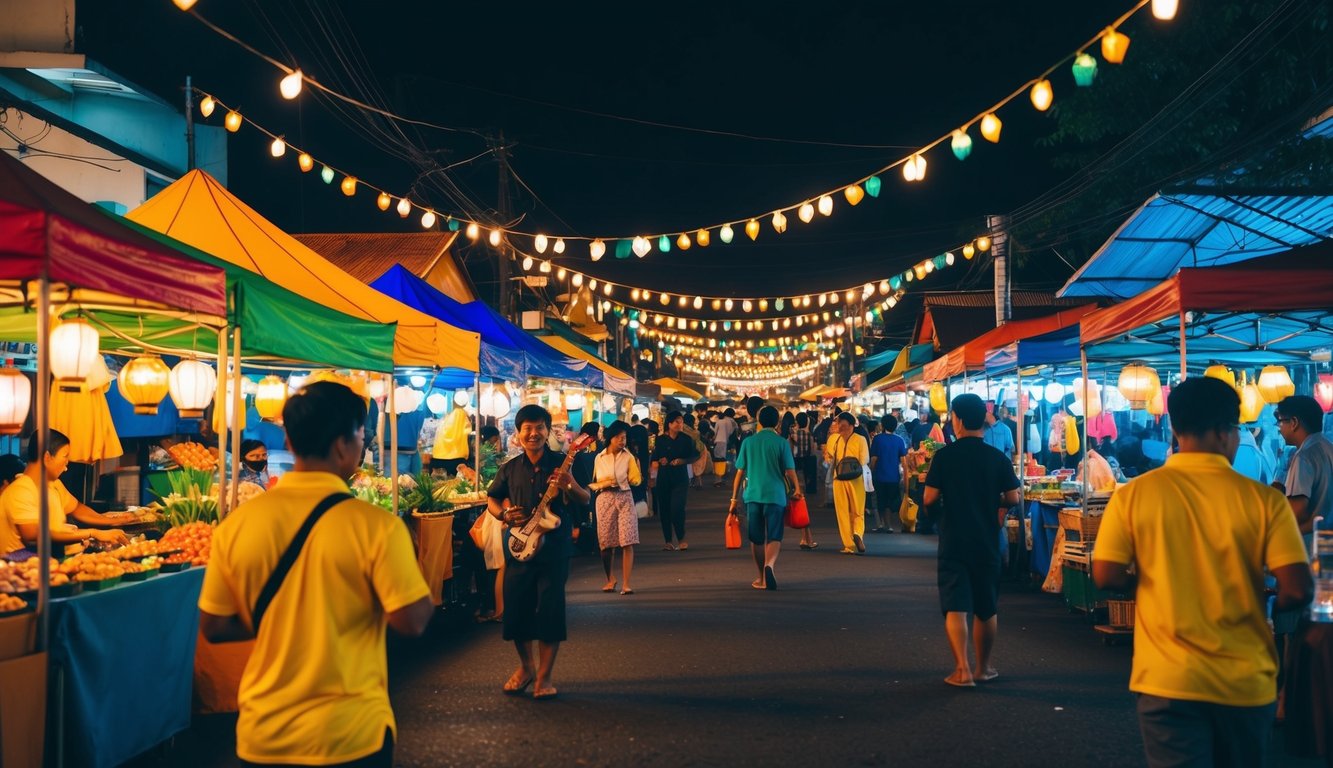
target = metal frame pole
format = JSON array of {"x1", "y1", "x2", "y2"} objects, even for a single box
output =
[
  {"x1": 389, "y1": 379, "x2": 399, "y2": 515},
  {"x1": 229, "y1": 327, "x2": 242, "y2": 512},
  {"x1": 215, "y1": 327, "x2": 228, "y2": 516},
  {"x1": 37, "y1": 276, "x2": 51, "y2": 650}
]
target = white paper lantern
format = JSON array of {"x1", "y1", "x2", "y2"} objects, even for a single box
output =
[
  {"x1": 409, "y1": 374, "x2": 428, "y2": 388},
  {"x1": 169, "y1": 360, "x2": 217, "y2": 418},
  {"x1": 391, "y1": 385, "x2": 423, "y2": 414},
  {"x1": 1043, "y1": 381, "x2": 1065, "y2": 404},
  {"x1": 480, "y1": 389, "x2": 511, "y2": 418},
  {"x1": 50, "y1": 319, "x2": 101, "y2": 385},
  {"x1": 0, "y1": 367, "x2": 31, "y2": 435},
  {"x1": 366, "y1": 377, "x2": 389, "y2": 400},
  {"x1": 565, "y1": 393, "x2": 586, "y2": 411},
  {"x1": 454, "y1": 389, "x2": 471, "y2": 407},
  {"x1": 426, "y1": 392, "x2": 448, "y2": 416},
  {"x1": 254, "y1": 375, "x2": 289, "y2": 421}
]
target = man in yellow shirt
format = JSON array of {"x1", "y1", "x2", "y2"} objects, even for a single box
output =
[
  {"x1": 1093, "y1": 376, "x2": 1312, "y2": 767},
  {"x1": 199, "y1": 382, "x2": 432, "y2": 767},
  {"x1": 0, "y1": 430, "x2": 130, "y2": 555}
]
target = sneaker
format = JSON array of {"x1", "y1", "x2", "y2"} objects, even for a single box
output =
[{"x1": 853, "y1": 534, "x2": 865, "y2": 553}]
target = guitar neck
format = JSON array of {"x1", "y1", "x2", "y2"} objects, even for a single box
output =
[{"x1": 534, "y1": 449, "x2": 580, "y2": 512}]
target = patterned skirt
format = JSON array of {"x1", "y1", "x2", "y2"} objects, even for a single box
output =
[{"x1": 595, "y1": 489, "x2": 640, "y2": 548}]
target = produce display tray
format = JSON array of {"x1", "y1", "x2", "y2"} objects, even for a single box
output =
[
  {"x1": 80, "y1": 575, "x2": 122, "y2": 591},
  {"x1": 0, "y1": 602, "x2": 34, "y2": 618},
  {"x1": 120, "y1": 568, "x2": 160, "y2": 582},
  {"x1": 159, "y1": 561, "x2": 192, "y2": 573}
]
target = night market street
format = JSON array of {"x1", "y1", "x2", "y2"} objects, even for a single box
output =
[{"x1": 136, "y1": 484, "x2": 1317, "y2": 768}]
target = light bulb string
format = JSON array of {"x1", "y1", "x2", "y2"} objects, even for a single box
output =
[{"x1": 189, "y1": 0, "x2": 1161, "y2": 248}]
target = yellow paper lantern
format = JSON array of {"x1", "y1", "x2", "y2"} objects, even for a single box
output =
[
  {"x1": 1147, "y1": 386, "x2": 1165, "y2": 417},
  {"x1": 929, "y1": 383, "x2": 948, "y2": 415},
  {"x1": 1257, "y1": 365, "x2": 1295, "y2": 403},
  {"x1": 1203, "y1": 365, "x2": 1236, "y2": 390},
  {"x1": 50, "y1": 319, "x2": 101, "y2": 386},
  {"x1": 844, "y1": 185, "x2": 865, "y2": 206},
  {"x1": 298, "y1": 153, "x2": 314, "y2": 172},
  {"x1": 976, "y1": 236, "x2": 992, "y2": 252},
  {"x1": 980, "y1": 113, "x2": 1003, "y2": 143},
  {"x1": 1030, "y1": 79, "x2": 1053, "y2": 111},
  {"x1": 340, "y1": 175, "x2": 357, "y2": 196},
  {"x1": 254, "y1": 375, "x2": 289, "y2": 421},
  {"x1": 168, "y1": 359, "x2": 217, "y2": 419},
  {"x1": 1240, "y1": 380, "x2": 1264, "y2": 424},
  {"x1": 696, "y1": 229, "x2": 711, "y2": 247},
  {"x1": 963, "y1": 243, "x2": 976, "y2": 260},
  {"x1": 1117, "y1": 364, "x2": 1160, "y2": 409},
  {"x1": 224, "y1": 110, "x2": 242, "y2": 132},
  {"x1": 746, "y1": 219, "x2": 760, "y2": 241},
  {"x1": 198, "y1": 95, "x2": 215, "y2": 117},
  {"x1": 1101, "y1": 28, "x2": 1130, "y2": 64},
  {"x1": 1073, "y1": 377, "x2": 1103, "y2": 420},
  {"x1": 0, "y1": 367, "x2": 32, "y2": 435},
  {"x1": 118, "y1": 356, "x2": 171, "y2": 415}
]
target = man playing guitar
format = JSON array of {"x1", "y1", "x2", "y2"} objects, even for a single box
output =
[{"x1": 486, "y1": 404, "x2": 591, "y2": 701}]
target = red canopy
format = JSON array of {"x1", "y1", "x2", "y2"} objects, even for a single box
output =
[
  {"x1": 921, "y1": 304, "x2": 1099, "y2": 381},
  {"x1": 1079, "y1": 242, "x2": 1333, "y2": 346},
  {"x1": 0, "y1": 152, "x2": 226, "y2": 316}
]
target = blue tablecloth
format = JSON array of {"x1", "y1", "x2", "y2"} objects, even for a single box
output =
[
  {"x1": 48, "y1": 568, "x2": 204, "y2": 768},
  {"x1": 1027, "y1": 501, "x2": 1063, "y2": 576}
]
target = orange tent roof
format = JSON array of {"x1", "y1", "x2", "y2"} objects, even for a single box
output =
[{"x1": 127, "y1": 171, "x2": 479, "y2": 370}]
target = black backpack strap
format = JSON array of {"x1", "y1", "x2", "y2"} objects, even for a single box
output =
[{"x1": 252, "y1": 492, "x2": 353, "y2": 634}]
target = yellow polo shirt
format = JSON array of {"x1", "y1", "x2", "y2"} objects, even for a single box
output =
[
  {"x1": 198, "y1": 472, "x2": 430, "y2": 765},
  {"x1": 0, "y1": 474, "x2": 77, "y2": 554},
  {"x1": 1093, "y1": 452, "x2": 1308, "y2": 706}
]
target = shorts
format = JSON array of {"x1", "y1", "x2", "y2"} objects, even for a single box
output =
[
  {"x1": 937, "y1": 558, "x2": 1000, "y2": 619},
  {"x1": 746, "y1": 502, "x2": 785, "y2": 545},
  {"x1": 502, "y1": 555, "x2": 569, "y2": 643}
]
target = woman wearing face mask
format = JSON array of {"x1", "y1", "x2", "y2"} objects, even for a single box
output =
[{"x1": 238, "y1": 439, "x2": 270, "y2": 488}]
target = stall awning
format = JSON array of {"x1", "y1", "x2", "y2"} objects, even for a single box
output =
[
  {"x1": 798, "y1": 384, "x2": 830, "y2": 401},
  {"x1": 984, "y1": 326, "x2": 1081, "y2": 376},
  {"x1": 652, "y1": 377, "x2": 703, "y2": 400},
  {"x1": 0, "y1": 151, "x2": 226, "y2": 316},
  {"x1": 128, "y1": 170, "x2": 480, "y2": 371},
  {"x1": 537, "y1": 335, "x2": 636, "y2": 396},
  {"x1": 867, "y1": 343, "x2": 934, "y2": 390},
  {"x1": 919, "y1": 305, "x2": 1100, "y2": 382}
]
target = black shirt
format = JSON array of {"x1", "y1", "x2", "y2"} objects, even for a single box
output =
[
  {"x1": 487, "y1": 448, "x2": 573, "y2": 560},
  {"x1": 924, "y1": 436, "x2": 1020, "y2": 565},
  {"x1": 651, "y1": 432, "x2": 699, "y2": 475}
]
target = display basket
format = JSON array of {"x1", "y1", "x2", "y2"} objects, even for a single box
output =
[
  {"x1": 120, "y1": 568, "x2": 159, "y2": 582},
  {"x1": 1058, "y1": 509, "x2": 1102, "y2": 542},
  {"x1": 1107, "y1": 599, "x2": 1136, "y2": 628},
  {"x1": 80, "y1": 575, "x2": 121, "y2": 591},
  {"x1": 159, "y1": 560, "x2": 192, "y2": 573}
]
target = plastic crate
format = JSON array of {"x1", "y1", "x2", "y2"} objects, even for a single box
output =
[
  {"x1": 1107, "y1": 599, "x2": 1136, "y2": 628},
  {"x1": 1062, "y1": 565, "x2": 1115, "y2": 614},
  {"x1": 1058, "y1": 509, "x2": 1102, "y2": 543}
]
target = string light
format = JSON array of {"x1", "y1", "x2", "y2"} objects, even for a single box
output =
[
  {"x1": 798, "y1": 203, "x2": 815, "y2": 224},
  {"x1": 745, "y1": 219, "x2": 760, "y2": 241},
  {"x1": 720, "y1": 224, "x2": 735, "y2": 243},
  {"x1": 269, "y1": 137, "x2": 286, "y2": 157},
  {"x1": 844, "y1": 185, "x2": 864, "y2": 206},
  {"x1": 279, "y1": 69, "x2": 303, "y2": 100},
  {"x1": 903, "y1": 154, "x2": 927, "y2": 182},
  {"x1": 376, "y1": 192, "x2": 391, "y2": 211},
  {"x1": 1101, "y1": 27, "x2": 1130, "y2": 63},
  {"x1": 980, "y1": 113, "x2": 1003, "y2": 143},
  {"x1": 340, "y1": 175, "x2": 357, "y2": 196},
  {"x1": 488, "y1": 229, "x2": 502, "y2": 247},
  {"x1": 696, "y1": 229, "x2": 711, "y2": 247},
  {"x1": 1030, "y1": 79, "x2": 1054, "y2": 111},
  {"x1": 818, "y1": 194, "x2": 834, "y2": 217},
  {"x1": 554, "y1": 239, "x2": 566, "y2": 254},
  {"x1": 199, "y1": 95, "x2": 215, "y2": 117},
  {"x1": 590, "y1": 239, "x2": 606, "y2": 261},
  {"x1": 224, "y1": 110, "x2": 242, "y2": 132},
  {"x1": 1152, "y1": 0, "x2": 1178, "y2": 20},
  {"x1": 465, "y1": 222, "x2": 480, "y2": 241},
  {"x1": 420, "y1": 210, "x2": 436, "y2": 229},
  {"x1": 950, "y1": 129, "x2": 972, "y2": 161},
  {"x1": 297, "y1": 152, "x2": 314, "y2": 172},
  {"x1": 396, "y1": 197, "x2": 412, "y2": 217}
]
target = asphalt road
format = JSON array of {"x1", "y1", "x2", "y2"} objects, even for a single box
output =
[{"x1": 137, "y1": 483, "x2": 1320, "y2": 768}]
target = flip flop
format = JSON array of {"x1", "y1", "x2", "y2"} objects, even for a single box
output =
[
  {"x1": 503, "y1": 672, "x2": 534, "y2": 695},
  {"x1": 620, "y1": 588, "x2": 634, "y2": 595},
  {"x1": 678, "y1": 542, "x2": 689, "y2": 551},
  {"x1": 944, "y1": 676, "x2": 977, "y2": 688},
  {"x1": 533, "y1": 686, "x2": 559, "y2": 701},
  {"x1": 975, "y1": 670, "x2": 1000, "y2": 683},
  {"x1": 662, "y1": 544, "x2": 676, "y2": 551},
  {"x1": 601, "y1": 583, "x2": 617, "y2": 593}
]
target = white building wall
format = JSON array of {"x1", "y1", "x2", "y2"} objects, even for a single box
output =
[{"x1": 0, "y1": 108, "x2": 154, "y2": 211}]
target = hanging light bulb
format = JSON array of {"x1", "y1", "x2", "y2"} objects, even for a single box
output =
[
  {"x1": 759, "y1": 299, "x2": 769, "y2": 312},
  {"x1": 725, "y1": 299, "x2": 734, "y2": 312},
  {"x1": 845, "y1": 290, "x2": 856, "y2": 302},
  {"x1": 590, "y1": 279, "x2": 599, "y2": 291},
  {"x1": 372, "y1": 191, "x2": 390, "y2": 211},
  {"x1": 710, "y1": 299, "x2": 721, "y2": 311},
  {"x1": 719, "y1": 224, "x2": 735, "y2": 244},
  {"x1": 279, "y1": 69, "x2": 304, "y2": 100},
  {"x1": 1030, "y1": 79, "x2": 1054, "y2": 111},
  {"x1": 817, "y1": 194, "x2": 833, "y2": 217},
  {"x1": 740, "y1": 219, "x2": 759, "y2": 241},
  {"x1": 1072, "y1": 53, "x2": 1098, "y2": 86},
  {"x1": 224, "y1": 110, "x2": 242, "y2": 132},
  {"x1": 297, "y1": 152, "x2": 314, "y2": 173},
  {"x1": 488, "y1": 229, "x2": 502, "y2": 247},
  {"x1": 320, "y1": 165, "x2": 335, "y2": 184},
  {"x1": 571, "y1": 272, "x2": 582, "y2": 287},
  {"x1": 1117, "y1": 364, "x2": 1160, "y2": 409},
  {"x1": 678, "y1": 296, "x2": 688, "y2": 308},
  {"x1": 632, "y1": 236, "x2": 650, "y2": 257},
  {"x1": 396, "y1": 197, "x2": 411, "y2": 218},
  {"x1": 1151, "y1": 0, "x2": 1178, "y2": 20},
  {"x1": 168, "y1": 360, "x2": 216, "y2": 418},
  {"x1": 1101, "y1": 27, "x2": 1130, "y2": 64},
  {"x1": 865, "y1": 175, "x2": 882, "y2": 198},
  {"x1": 268, "y1": 137, "x2": 286, "y2": 158},
  {"x1": 974, "y1": 235, "x2": 991, "y2": 252},
  {"x1": 455, "y1": 222, "x2": 473, "y2": 241},
  {"x1": 554, "y1": 238, "x2": 566, "y2": 254},
  {"x1": 539, "y1": 260, "x2": 552, "y2": 274},
  {"x1": 772, "y1": 211, "x2": 788, "y2": 233},
  {"x1": 915, "y1": 264, "x2": 927, "y2": 280},
  {"x1": 532, "y1": 234, "x2": 548, "y2": 254},
  {"x1": 117, "y1": 356, "x2": 171, "y2": 415},
  {"x1": 199, "y1": 95, "x2": 216, "y2": 117},
  {"x1": 693, "y1": 296, "x2": 703, "y2": 309},
  {"x1": 903, "y1": 154, "x2": 927, "y2": 182},
  {"x1": 844, "y1": 184, "x2": 865, "y2": 206},
  {"x1": 950, "y1": 129, "x2": 973, "y2": 160},
  {"x1": 980, "y1": 113, "x2": 1003, "y2": 143},
  {"x1": 50, "y1": 319, "x2": 101, "y2": 385},
  {"x1": 0, "y1": 367, "x2": 31, "y2": 436},
  {"x1": 829, "y1": 292, "x2": 840, "y2": 304},
  {"x1": 696, "y1": 229, "x2": 711, "y2": 247},
  {"x1": 557, "y1": 266, "x2": 569, "y2": 281},
  {"x1": 420, "y1": 210, "x2": 436, "y2": 229},
  {"x1": 676, "y1": 233, "x2": 692, "y2": 251},
  {"x1": 522, "y1": 255, "x2": 534, "y2": 271},
  {"x1": 660, "y1": 292, "x2": 670, "y2": 306},
  {"x1": 945, "y1": 252, "x2": 955, "y2": 266},
  {"x1": 340, "y1": 175, "x2": 357, "y2": 196},
  {"x1": 798, "y1": 203, "x2": 815, "y2": 223}
]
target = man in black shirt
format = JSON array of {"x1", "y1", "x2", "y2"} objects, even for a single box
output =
[
  {"x1": 487, "y1": 404, "x2": 590, "y2": 700},
  {"x1": 923, "y1": 394, "x2": 1021, "y2": 688},
  {"x1": 651, "y1": 410, "x2": 700, "y2": 550}
]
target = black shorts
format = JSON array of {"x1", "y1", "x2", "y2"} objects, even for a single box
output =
[
  {"x1": 937, "y1": 558, "x2": 1000, "y2": 619},
  {"x1": 502, "y1": 555, "x2": 570, "y2": 643}
]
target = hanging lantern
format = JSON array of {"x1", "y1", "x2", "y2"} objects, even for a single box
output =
[
  {"x1": 254, "y1": 375, "x2": 288, "y2": 421},
  {"x1": 963, "y1": 243, "x2": 976, "y2": 260},
  {"x1": 320, "y1": 165, "x2": 335, "y2": 184},
  {"x1": 1117, "y1": 364, "x2": 1160, "y2": 409},
  {"x1": 660, "y1": 292, "x2": 671, "y2": 306},
  {"x1": 745, "y1": 219, "x2": 760, "y2": 241},
  {"x1": 339, "y1": 175, "x2": 357, "y2": 197},
  {"x1": 1073, "y1": 377, "x2": 1103, "y2": 419},
  {"x1": 929, "y1": 383, "x2": 948, "y2": 414},
  {"x1": 420, "y1": 210, "x2": 436, "y2": 229},
  {"x1": 1072, "y1": 53, "x2": 1098, "y2": 87},
  {"x1": 1203, "y1": 365, "x2": 1236, "y2": 389},
  {"x1": 976, "y1": 235, "x2": 992, "y2": 252},
  {"x1": 798, "y1": 203, "x2": 815, "y2": 224},
  {"x1": 486, "y1": 228, "x2": 501, "y2": 247},
  {"x1": 279, "y1": 69, "x2": 304, "y2": 100},
  {"x1": 1101, "y1": 28, "x2": 1130, "y2": 64},
  {"x1": 1147, "y1": 386, "x2": 1166, "y2": 417},
  {"x1": 224, "y1": 110, "x2": 242, "y2": 133},
  {"x1": 1152, "y1": 0, "x2": 1178, "y2": 20},
  {"x1": 865, "y1": 175, "x2": 882, "y2": 198},
  {"x1": 631, "y1": 236, "x2": 651, "y2": 258},
  {"x1": 481, "y1": 389, "x2": 511, "y2": 418},
  {"x1": 772, "y1": 211, "x2": 788, "y2": 233},
  {"x1": 453, "y1": 389, "x2": 471, "y2": 408},
  {"x1": 695, "y1": 228, "x2": 711, "y2": 247},
  {"x1": 198, "y1": 95, "x2": 216, "y2": 118},
  {"x1": 817, "y1": 195, "x2": 833, "y2": 217},
  {"x1": 553, "y1": 239, "x2": 566, "y2": 254},
  {"x1": 0, "y1": 367, "x2": 32, "y2": 435},
  {"x1": 979, "y1": 113, "x2": 1003, "y2": 143},
  {"x1": 1314, "y1": 374, "x2": 1333, "y2": 413},
  {"x1": 534, "y1": 234, "x2": 549, "y2": 254},
  {"x1": 1030, "y1": 79, "x2": 1054, "y2": 111},
  {"x1": 366, "y1": 377, "x2": 389, "y2": 400},
  {"x1": 117, "y1": 356, "x2": 171, "y2": 415},
  {"x1": 950, "y1": 129, "x2": 972, "y2": 160},
  {"x1": 693, "y1": 296, "x2": 703, "y2": 309},
  {"x1": 269, "y1": 137, "x2": 286, "y2": 158},
  {"x1": 539, "y1": 260, "x2": 552, "y2": 274},
  {"x1": 50, "y1": 319, "x2": 101, "y2": 386},
  {"x1": 393, "y1": 197, "x2": 411, "y2": 218},
  {"x1": 296, "y1": 152, "x2": 314, "y2": 173},
  {"x1": 903, "y1": 154, "x2": 927, "y2": 182},
  {"x1": 1239, "y1": 379, "x2": 1264, "y2": 423},
  {"x1": 1257, "y1": 365, "x2": 1295, "y2": 403},
  {"x1": 844, "y1": 184, "x2": 865, "y2": 206},
  {"x1": 169, "y1": 359, "x2": 217, "y2": 419},
  {"x1": 390, "y1": 385, "x2": 423, "y2": 414},
  {"x1": 370, "y1": 191, "x2": 390, "y2": 212}
]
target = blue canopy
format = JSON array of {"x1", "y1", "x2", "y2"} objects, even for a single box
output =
[
  {"x1": 371, "y1": 265, "x2": 601, "y2": 387},
  {"x1": 984, "y1": 326, "x2": 1080, "y2": 375}
]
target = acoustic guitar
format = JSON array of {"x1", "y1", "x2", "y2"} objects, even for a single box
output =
[{"x1": 507, "y1": 433, "x2": 595, "y2": 561}]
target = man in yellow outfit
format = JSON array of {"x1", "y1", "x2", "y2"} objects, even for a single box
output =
[
  {"x1": 1093, "y1": 376, "x2": 1311, "y2": 767},
  {"x1": 824, "y1": 412, "x2": 869, "y2": 555}
]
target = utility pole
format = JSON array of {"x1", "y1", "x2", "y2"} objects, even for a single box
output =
[
  {"x1": 990, "y1": 214, "x2": 1011, "y2": 327},
  {"x1": 184, "y1": 76, "x2": 195, "y2": 171},
  {"x1": 492, "y1": 132, "x2": 513, "y2": 322}
]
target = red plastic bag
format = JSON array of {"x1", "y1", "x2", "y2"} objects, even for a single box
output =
[
  {"x1": 725, "y1": 514, "x2": 742, "y2": 549},
  {"x1": 784, "y1": 496, "x2": 809, "y2": 529}
]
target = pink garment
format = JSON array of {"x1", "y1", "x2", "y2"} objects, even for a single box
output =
[{"x1": 1085, "y1": 411, "x2": 1118, "y2": 442}]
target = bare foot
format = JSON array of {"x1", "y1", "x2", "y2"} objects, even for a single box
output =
[
  {"x1": 503, "y1": 668, "x2": 534, "y2": 694},
  {"x1": 751, "y1": 578, "x2": 766, "y2": 589},
  {"x1": 601, "y1": 581, "x2": 617, "y2": 593},
  {"x1": 974, "y1": 668, "x2": 999, "y2": 682},
  {"x1": 944, "y1": 671, "x2": 976, "y2": 688}
]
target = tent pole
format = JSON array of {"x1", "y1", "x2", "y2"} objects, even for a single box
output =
[
  {"x1": 1080, "y1": 348, "x2": 1091, "y2": 509},
  {"x1": 389, "y1": 379, "x2": 398, "y2": 515},
  {"x1": 1016, "y1": 369, "x2": 1025, "y2": 471},
  {"x1": 36, "y1": 275, "x2": 51, "y2": 651},
  {"x1": 1179, "y1": 309, "x2": 1188, "y2": 381},
  {"x1": 376, "y1": 383, "x2": 385, "y2": 474},
  {"x1": 230, "y1": 327, "x2": 242, "y2": 512},
  {"x1": 216, "y1": 326, "x2": 228, "y2": 517},
  {"x1": 474, "y1": 373, "x2": 481, "y2": 483}
]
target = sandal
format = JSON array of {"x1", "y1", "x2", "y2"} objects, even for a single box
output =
[
  {"x1": 503, "y1": 671, "x2": 534, "y2": 695},
  {"x1": 533, "y1": 686, "x2": 559, "y2": 701},
  {"x1": 601, "y1": 582, "x2": 617, "y2": 593},
  {"x1": 678, "y1": 542, "x2": 689, "y2": 551},
  {"x1": 662, "y1": 544, "x2": 676, "y2": 551}
]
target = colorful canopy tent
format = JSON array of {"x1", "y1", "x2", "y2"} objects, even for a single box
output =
[
  {"x1": 867, "y1": 343, "x2": 934, "y2": 391},
  {"x1": 651, "y1": 377, "x2": 703, "y2": 400},
  {"x1": 918, "y1": 305, "x2": 1099, "y2": 383},
  {"x1": 127, "y1": 170, "x2": 480, "y2": 371},
  {"x1": 370, "y1": 265, "x2": 600, "y2": 386},
  {"x1": 537, "y1": 335, "x2": 636, "y2": 397},
  {"x1": 1079, "y1": 241, "x2": 1333, "y2": 367},
  {"x1": 984, "y1": 325, "x2": 1080, "y2": 376},
  {"x1": 798, "y1": 384, "x2": 830, "y2": 401}
]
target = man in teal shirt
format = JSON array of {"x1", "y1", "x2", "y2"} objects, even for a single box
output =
[{"x1": 728, "y1": 406, "x2": 804, "y2": 590}]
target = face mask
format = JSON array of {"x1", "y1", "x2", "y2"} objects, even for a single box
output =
[{"x1": 244, "y1": 459, "x2": 267, "y2": 473}]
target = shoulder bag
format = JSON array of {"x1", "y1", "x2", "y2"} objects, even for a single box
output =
[
  {"x1": 834, "y1": 436, "x2": 863, "y2": 481},
  {"x1": 251, "y1": 492, "x2": 352, "y2": 634}
]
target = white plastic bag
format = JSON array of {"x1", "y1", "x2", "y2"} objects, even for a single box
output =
[{"x1": 862, "y1": 464, "x2": 875, "y2": 493}]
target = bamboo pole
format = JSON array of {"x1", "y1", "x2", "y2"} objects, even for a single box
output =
[
  {"x1": 36, "y1": 275, "x2": 51, "y2": 650},
  {"x1": 230, "y1": 327, "x2": 242, "y2": 512},
  {"x1": 389, "y1": 379, "x2": 399, "y2": 516},
  {"x1": 216, "y1": 327, "x2": 229, "y2": 517}
]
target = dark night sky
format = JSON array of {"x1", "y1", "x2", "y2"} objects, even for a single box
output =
[{"x1": 78, "y1": 0, "x2": 1149, "y2": 341}]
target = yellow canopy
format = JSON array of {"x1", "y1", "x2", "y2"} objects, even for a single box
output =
[
  {"x1": 127, "y1": 171, "x2": 480, "y2": 371},
  {"x1": 651, "y1": 377, "x2": 703, "y2": 400},
  {"x1": 799, "y1": 384, "x2": 830, "y2": 401}
]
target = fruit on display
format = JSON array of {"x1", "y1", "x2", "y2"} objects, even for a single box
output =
[
  {"x1": 57, "y1": 553, "x2": 127, "y2": 582},
  {"x1": 0, "y1": 594, "x2": 27, "y2": 612},
  {"x1": 166, "y1": 441, "x2": 218, "y2": 471},
  {"x1": 0, "y1": 558, "x2": 70, "y2": 592},
  {"x1": 159, "y1": 521, "x2": 213, "y2": 565},
  {"x1": 111, "y1": 540, "x2": 164, "y2": 560}
]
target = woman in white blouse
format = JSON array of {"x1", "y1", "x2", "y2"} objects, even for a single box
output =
[{"x1": 590, "y1": 420, "x2": 643, "y2": 594}]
